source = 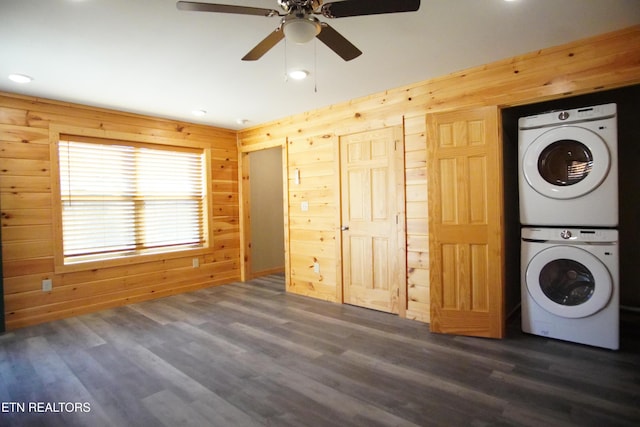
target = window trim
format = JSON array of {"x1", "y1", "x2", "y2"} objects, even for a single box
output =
[{"x1": 50, "y1": 125, "x2": 213, "y2": 274}]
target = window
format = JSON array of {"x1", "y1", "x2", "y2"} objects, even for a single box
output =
[{"x1": 58, "y1": 136, "x2": 206, "y2": 265}]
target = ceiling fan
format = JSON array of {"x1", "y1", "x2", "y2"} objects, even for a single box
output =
[{"x1": 176, "y1": 0, "x2": 421, "y2": 61}]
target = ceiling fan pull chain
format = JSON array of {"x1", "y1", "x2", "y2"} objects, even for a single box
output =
[
  {"x1": 284, "y1": 38, "x2": 289, "y2": 82},
  {"x1": 314, "y1": 38, "x2": 318, "y2": 93}
]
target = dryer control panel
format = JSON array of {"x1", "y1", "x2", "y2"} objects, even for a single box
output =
[{"x1": 519, "y1": 103, "x2": 617, "y2": 130}]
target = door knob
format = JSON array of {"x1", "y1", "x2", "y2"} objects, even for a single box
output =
[{"x1": 341, "y1": 225, "x2": 349, "y2": 231}]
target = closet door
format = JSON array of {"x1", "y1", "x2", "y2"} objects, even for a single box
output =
[
  {"x1": 340, "y1": 127, "x2": 405, "y2": 314},
  {"x1": 426, "y1": 106, "x2": 505, "y2": 338}
]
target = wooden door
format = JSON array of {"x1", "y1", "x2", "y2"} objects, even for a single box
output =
[
  {"x1": 426, "y1": 106, "x2": 505, "y2": 338},
  {"x1": 340, "y1": 127, "x2": 405, "y2": 314}
]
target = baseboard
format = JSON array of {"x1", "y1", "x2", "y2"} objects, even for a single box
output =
[{"x1": 250, "y1": 266, "x2": 285, "y2": 279}]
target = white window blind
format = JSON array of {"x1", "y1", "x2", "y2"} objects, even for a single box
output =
[{"x1": 58, "y1": 137, "x2": 205, "y2": 263}]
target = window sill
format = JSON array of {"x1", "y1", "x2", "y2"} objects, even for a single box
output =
[{"x1": 54, "y1": 246, "x2": 211, "y2": 274}]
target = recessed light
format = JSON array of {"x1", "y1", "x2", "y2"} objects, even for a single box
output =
[
  {"x1": 8, "y1": 74, "x2": 33, "y2": 84},
  {"x1": 192, "y1": 109, "x2": 207, "y2": 117},
  {"x1": 288, "y1": 69, "x2": 309, "y2": 80},
  {"x1": 236, "y1": 118, "x2": 249, "y2": 125}
]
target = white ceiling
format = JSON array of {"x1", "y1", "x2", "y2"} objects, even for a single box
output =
[{"x1": 1, "y1": 0, "x2": 639, "y2": 130}]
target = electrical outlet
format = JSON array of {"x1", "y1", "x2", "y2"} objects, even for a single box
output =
[
  {"x1": 301, "y1": 201, "x2": 309, "y2": 212},
  {"x1": 192, "y1": 258, "x2": 200, "y2": 268},
  {"x1": 42, "y1": 279, "x2": 52, "y2": 292},
  {"x1": 313, "y1": 262, "x2": 320, "y2": 274}
]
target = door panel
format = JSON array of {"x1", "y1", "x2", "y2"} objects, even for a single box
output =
[
  {"x1": 469, "y1": 156, "x2": 488, "y2": 224},
  {"x1": 427, "y1": 106, "x2": 505, "y2": 338},
  {"x1": 340, "y1": 127, "x2": 405, "y2": 314}
]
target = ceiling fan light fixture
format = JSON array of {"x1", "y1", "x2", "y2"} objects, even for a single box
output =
[
  {"x1": 283, "y1": 17, "x2": 320, "y2": 44},
  {"x1": 288, "y1": 69, "x2": 309, "y2": 80},
  {"x1": 8, "y1": 73, "x2": 33, "y2": 84}
]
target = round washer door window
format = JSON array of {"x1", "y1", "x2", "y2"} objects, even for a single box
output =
[
  {"x1": 522, "y1": 126, "x2": 610, "y2": 199},
  {"x1": 525, "y1": 245, "x2": 612, "y2": 318}
]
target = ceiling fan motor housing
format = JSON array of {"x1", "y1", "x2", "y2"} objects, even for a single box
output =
[{"x1": 278, "y1": 0, "x2": 322, "y2": 14}]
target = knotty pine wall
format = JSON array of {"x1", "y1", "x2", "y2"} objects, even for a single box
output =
[
  {"x1": 286, "y1": 134, "x2": 341, "y2": 302},
  {"x1": 238, "y1": 26, "x2": 640, "y2": 323},
  {"x1": 0, "y1": 94, "x2": 239, "y2": 330}
]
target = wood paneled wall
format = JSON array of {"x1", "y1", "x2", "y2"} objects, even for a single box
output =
[
  {"x1": 238, "y1": 26, "x2": 640, "y2": 323},
  {"x1": 404, "y1": 116, "x2": 429, "y2": 322},
  {"x1": 286, "y1": 134, "x2": 341, "y2": 302},
  {"x1": 0, "y1": 94, "x2": 239, "y2": 330}
]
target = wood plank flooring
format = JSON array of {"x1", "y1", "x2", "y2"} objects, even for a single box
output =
[{"x1": 1, "y1": 274, "x2": 639, "y2": 427}]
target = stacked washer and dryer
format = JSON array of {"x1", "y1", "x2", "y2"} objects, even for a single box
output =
[{"x1": 518, "y1": 103, "x2": 620, "y2": 350}]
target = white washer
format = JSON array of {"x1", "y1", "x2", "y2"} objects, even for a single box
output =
[
  {"x1": 519, "y1": 103, "x2": 618, "y2": 226},
  {"x1": 521, "y1": 227, "x2": 619, "y2": 350}
]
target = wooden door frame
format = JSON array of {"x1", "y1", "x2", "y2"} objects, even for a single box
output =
[
  {"x1": 238, "y1": 140, "x2": 289, "y2": 284},
  {"x1": 336, "y1": 125, "x2": 407, "y2": 317}
]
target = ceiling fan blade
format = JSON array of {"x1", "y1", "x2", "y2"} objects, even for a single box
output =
[
  {"x1": 242, "y1": 28, "x2": 285, "y2": 61},
  {"x1": 321, "y1": 0, "x2": 420, "y2": 18},
  {"x1": 316, "y1": 23, "x2": 362, "y2": 61},
  {"x1": 176, "y1": 1, "x2": 280, "y2": 17}
]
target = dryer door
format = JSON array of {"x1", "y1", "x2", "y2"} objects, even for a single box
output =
[
  {"x1": 525, "y1": 245, "x2": 612, "y2": 318},
  {"x1": 522, "y1": 126, "x2": 610, "y2": 199}
]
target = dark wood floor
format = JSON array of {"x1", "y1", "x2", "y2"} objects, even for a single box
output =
[{"x1": 1, "y1": 274, "x2": 639, "y2": 427}]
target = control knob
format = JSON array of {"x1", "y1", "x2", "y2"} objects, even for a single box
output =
[{"x1": 560, "y1": 229, "x2": 572, "y2": 239}]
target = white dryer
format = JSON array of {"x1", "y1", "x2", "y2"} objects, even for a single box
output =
[
  {"x1": 519, "y1": 103, "x2": 618, "y2": 226},
  {"x1": 521, "y1": 227, "x2": 619, "y2": 350}
]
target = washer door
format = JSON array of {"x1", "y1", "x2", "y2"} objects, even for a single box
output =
[
  {"x1": 522, "y1": 126, "x2": 610, "y2": 199},
  {"x1": 525, "y1": 245, "x2": 612, "y2": 318}
]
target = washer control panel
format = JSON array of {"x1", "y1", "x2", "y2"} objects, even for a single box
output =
[{"x1": 522, "y1": 227, "x2": 618, "y2": 244}]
